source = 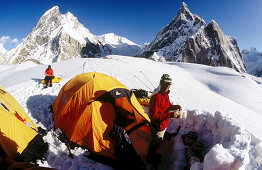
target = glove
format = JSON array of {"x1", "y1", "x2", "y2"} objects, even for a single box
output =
[{"x1": 170, "y1": 105, "x2": 182, "y2": 111}]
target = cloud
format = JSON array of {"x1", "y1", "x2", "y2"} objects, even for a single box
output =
[
  {"x1": 12, "y1": 38, "x2": 19, "y2": 43},
  {"x1": 0, "y1": 36, "x2": 22, "y2": 50},
  {"x1": 0, "y1": 36, "x2": 10, "y2": 44}
]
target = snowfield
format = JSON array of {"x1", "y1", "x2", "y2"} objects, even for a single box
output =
[{"x1": 0, "y1": 55, "x2": 262, "y2": 169}]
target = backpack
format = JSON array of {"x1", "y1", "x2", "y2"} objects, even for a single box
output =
[{"x1": 131, "y1": 89, "x2": 148, "y2": 98}]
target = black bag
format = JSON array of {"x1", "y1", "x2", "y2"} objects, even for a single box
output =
[
  {"x1": 109, "y1": 125, "x2": 146, "y2": 170},
  {"x1": 131, "y1": 89, "x2": 148, "y2": 98},
  {"x1": 151, "y1": 120, "x2": 161, "y2": 131}
]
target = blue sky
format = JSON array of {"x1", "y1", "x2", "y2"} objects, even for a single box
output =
[{"x1": 0, "y1": 0, "x2": 262, "y2": 51}]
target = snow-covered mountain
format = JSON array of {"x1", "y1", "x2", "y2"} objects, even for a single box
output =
[
  {"x1": 97, "y1": 33, "x2": 141, "y2": 56},
  {"x1": 138, "y1": 2, "x2": 246, "y2": 73},
  {"x1": 4, "y1": 6, "x2": 108, "y2": 64},
  {"x1": 242, "y1": 48, "x2": 262, "y2": 77},
  {"x1": 0, "y1": 43, "x2": 7, "y2": 63},
  {"x1": 2, "y1": 6, "x2": 140, "y2": 64}
]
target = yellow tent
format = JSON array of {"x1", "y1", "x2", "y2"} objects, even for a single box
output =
[
  {"x1": 52, "y1": 72, "x2": 151, "y2": 165},
  {"x1": 0, "y1": 85, "x2": 46, "y2": 162}
]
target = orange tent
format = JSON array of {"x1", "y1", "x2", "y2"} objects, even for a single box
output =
[{"x1": 52, "y1": 72, "x2": 151, "y2": 163}]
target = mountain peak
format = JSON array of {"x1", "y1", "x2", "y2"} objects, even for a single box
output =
[
  {"x1": 97, "y1": 33, "x2": 137, "y2": 46},
  {"x1": 104, "y1": 33, "x2": 117, "y2": 37},
  {"x1": 250, "y1": 47, "x2": 259, "y2": 53},
  {"x1": 177, "y1": 2, "x2": 194, "y2": 20},
  {"x1": 181, "y1": 2, "x2": 189, "y2": 11},
  {"x1": 207, "y1": 20, "x2": 221, "y2": 32},
  {"x1": 43, "y1": 6, "x2": 60, "y2": 17},
  {"x1": 139, "y1": 2, "x2": 245, "y2": 73},
  {"x1": 210, "y1": 20, "x2": 218, "y2": 26}
]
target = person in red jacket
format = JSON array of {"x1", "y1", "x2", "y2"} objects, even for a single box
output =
[
  {"x1": 146, "y1": 74, "x2": 182, "y2": 164},
  {"x1": 44, "y1": 65, "x2": 54, "y2": 88}
]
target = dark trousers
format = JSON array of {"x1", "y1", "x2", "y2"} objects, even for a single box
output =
[
  {"x1": 44, "y1": 76, "x2": 53, "y2": 87},
  {"x1": 146, "y1": 126, "x2": 166, "y2": 163}
]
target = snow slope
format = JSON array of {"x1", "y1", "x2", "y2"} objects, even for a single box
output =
[
  {"x1": 0, "y1": 56, "x2": 262, "y2": 169},
  {"x1": 97, "y1": 33, "x2": 141, "y2": 56}
]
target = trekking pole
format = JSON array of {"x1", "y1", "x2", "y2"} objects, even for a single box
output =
[
  {"x1": 139, "y1": 70, "x2": 155, "y2": 89},
  {"x1": 134, "y1": 75, "x2": 152, "y2": 91}
]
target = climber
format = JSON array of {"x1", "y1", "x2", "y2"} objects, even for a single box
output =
[
  {"x1": 44, "y1": 65, "x2": 54, "y2": 88},
  {"x1": 146, "y1": 74, "x2": 182, "y2": 164}
]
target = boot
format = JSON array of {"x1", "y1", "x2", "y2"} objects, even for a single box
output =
[{"x1": 146, "y1": 153, "x2": 161, "y2": 164}]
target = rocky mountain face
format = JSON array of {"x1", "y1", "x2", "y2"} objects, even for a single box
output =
[
  {"x1": 242, "y1": 48, "x2": 262, "y2": 77},
  {"x1": 3, "y1": 6, "x2": 140, "y2": 64},
  {"x1": 138, "y1": 2, "x2": 246, "y2": 72}
]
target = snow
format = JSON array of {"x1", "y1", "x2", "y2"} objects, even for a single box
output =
[
  {"x1": 97, "y1": 33, "x2": 137, "y2": 46},
  {"x1": 0, "y1": 43, "x2": 7, "y2": 63},
  {"x1": 0, "y1": 55, "x2": 262, "y2": 169},
  {"x1": 203, "y1": 144, "x2": 237, "y2": 169},
  {"x1": 97, "y1": 33, "x2": 141, "y2": 56},
  {"x1": 61, "y1": 11, "x2": 99, "y2": 45},
  {"x1": 242, "y1": 48, "x2": 262, "y2": 76},
  {"x1": 2, "y1": 6, "x2": 141, "y2": 64},
  {"x1": 149, "y1": 52, "x2": 166, "y2": 62},
  {"x1": 0, "y1": 43, "x2": 7, "y2": 54}
]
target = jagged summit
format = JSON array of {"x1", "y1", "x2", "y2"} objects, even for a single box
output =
[
  {"x1": 210, "y1": 19, "x2": 217, "y2": 24},
  {"x1": 208, "y1": 20, "x2": 220, "y2": 31},
  {"x1": 41, "y1": 6, "x2": 60, "y2": 19},
  {"x1": 139, "y1": 2, "x2": 206, "y2": 59},
  {"x1": 4, "y1": 6, "x2": 106, "y2": 64},
  {"x1": 179, "y1": 2, "x2": 190, "y2": 14},
  {"x1": 43, "y1": 6, "x2": 59, "y2": 15},
  {"x1": 139, "y1": 2, "x2": 246, "y2": 72},
  {"x1": 182, "y1": 2, "x2": 188, "y2": 8},
  {"x1": 177, "y1": 2, "x2": 194, "y2": 21},
  {"x1": 2, "y1": 6, "x2": 141, "y2": 64}
]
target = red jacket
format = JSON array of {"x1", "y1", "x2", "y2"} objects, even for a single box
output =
[
  {"x1": 149, "y1": 91, "x2": 173, "y2": 131},
  {"x1": 45, "y1": 68, "x2": 53, "y2": 77}
]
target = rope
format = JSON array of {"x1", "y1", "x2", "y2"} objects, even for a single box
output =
[
  {"x1": 134, "y1": 75, "x2": 152, "y2": 91},
  {"x1": 139, "y1": 70, "x2": 156, "y2": 89}
]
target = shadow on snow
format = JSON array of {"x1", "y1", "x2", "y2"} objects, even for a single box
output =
[{"x1": 26, "y1": 94, "x2": 56, "y2": 129}]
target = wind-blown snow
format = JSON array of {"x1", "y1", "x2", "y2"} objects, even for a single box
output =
[{"x1": 0, "y1": 56, "x2": 261, "y2": 169}]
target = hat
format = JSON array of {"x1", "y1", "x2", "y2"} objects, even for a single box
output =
[{"x1": 160, "y1": 74, "x2": 172, "y2": 85}]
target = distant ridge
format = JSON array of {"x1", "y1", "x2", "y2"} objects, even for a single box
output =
[{"x1": 138, "y1": 2, "x2": 246, "y2": 72}]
